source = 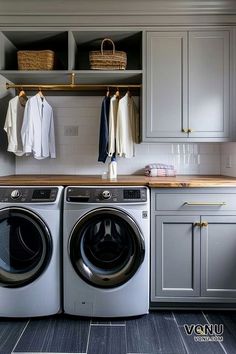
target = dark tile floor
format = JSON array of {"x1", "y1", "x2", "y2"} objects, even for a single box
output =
[{"x1": 0, "y1": 310, "x2": 235, "y2": 354}]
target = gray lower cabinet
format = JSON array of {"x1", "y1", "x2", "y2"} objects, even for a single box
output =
[
  {"x1": 201, "y1": 216, "x2": 236, "y2": 298},
  {"x1": 153, "y1": 215, "x2": 200, "y2": 297},
  {"x1": 151, "y1": 189, "x2": 236, "y2": 304}
]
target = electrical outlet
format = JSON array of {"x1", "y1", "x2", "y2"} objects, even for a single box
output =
[{"x1": 64, "y1": 125, "x2": 79, "y2": 136}]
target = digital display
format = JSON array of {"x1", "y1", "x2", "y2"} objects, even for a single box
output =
[
  {"x1": 32, "y1": 189, "x2": 51, "y2": 200},
  {"x1": 123, "y1": 190, "x2": 141, "y2": 199}
]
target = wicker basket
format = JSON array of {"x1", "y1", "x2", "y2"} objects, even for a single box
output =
[
  {"x1": 89, "y1": 38, "x2": 127, "y2": 70},
  {"x1": 17, "y1": 50, "x2": 55, "y2": 70}
]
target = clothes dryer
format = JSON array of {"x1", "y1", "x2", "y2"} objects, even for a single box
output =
[
  {"x1": 0, "y1": 186, "x2": 63, "y2": 317},
  {"x1": 63, "y1": 186, "x2": 149, "y2": 317}
]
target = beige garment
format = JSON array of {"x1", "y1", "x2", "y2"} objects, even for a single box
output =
[
  {"x1": 108, "y1": 95, "x2": 119, "y2": 157},
  {"x1": 116, "y1": 93, "x2": 139, "y2": 158}
]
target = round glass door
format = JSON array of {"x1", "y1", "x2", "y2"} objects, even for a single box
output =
[
  {"x1": 0, "y1": 207, "x2": 52, "y2": 288},
  {"x1": 69, "y1": 208, "x2": 145, "y2": 288}
]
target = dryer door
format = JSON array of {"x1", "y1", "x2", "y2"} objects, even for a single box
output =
[
  {"x1": 69, "y1": 207, "x2": 145, "y2": 288},
  {"x1": 0, "y1": 207, "x2": 52, "y2": 288}
]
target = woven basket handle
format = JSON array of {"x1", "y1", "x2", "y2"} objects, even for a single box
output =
[{"x1": 101, "y1": 38, "x2": 115, "y2": 55}]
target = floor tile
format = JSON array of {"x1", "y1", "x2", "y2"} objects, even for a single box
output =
[
  {"x1": 0, "y1": 319, "x2": 28, "y2": 354},
  {"x1": 126, "y1": 311, "x2": 186, "y2": 354},
  {"x1": 87, "y1": 326, "x2": 126, "y2": 354},
  {"x1": 13, "y1": 315, "x2": 90, "y2": 353},
  {"x1": 173, "y1": 311, "x2": 225, "y2": 354},
  {"x1": 204, "y1": 311, "x2": 236, "y2": 354}
]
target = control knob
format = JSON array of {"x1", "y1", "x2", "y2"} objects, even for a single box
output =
[
  {"x1": 11, "y1": 189, "x2": 21, "y2": 199},
  {"x1": 101, "y1": 190, "x2": 111, "y2": 200}
]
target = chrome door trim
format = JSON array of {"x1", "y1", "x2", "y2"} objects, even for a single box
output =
[
  {"x1": 68, "y1": 207, "x2": 145, "y2": 288},
  {"x1": 0, "y1": 207, "x2": 52, "y2": 288}
]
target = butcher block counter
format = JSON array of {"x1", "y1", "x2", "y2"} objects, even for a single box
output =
[{"x1": 1, "y1": 174, "x2": 236, "y2": 187}]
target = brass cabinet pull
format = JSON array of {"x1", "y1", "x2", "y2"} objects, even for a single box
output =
[
  {"x1": 184, "y1": 202, "x2": 226, "y2": 206},
  {"x1": 194, "y1": 222, "x2": 202, "y2": 227},
  {"x1": 201, "y1": 221, "x2": 208, "y2": 227},
  {"x1": 188, "y1": 128, "x2": 194, "y2": 133},
  {"x1": 182, "y1": 128, "x2": 188, "y2": 133},
  {"x1": 194, "y1": 222, "x2": 208, "y2": 227}
]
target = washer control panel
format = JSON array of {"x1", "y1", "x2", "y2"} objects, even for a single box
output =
[
  {"x1": 0, "y1": 188, "x2": 58, "y2": 203},
  {"x1": 66, "y1": 187, "x2": 147, "y2": 203}
]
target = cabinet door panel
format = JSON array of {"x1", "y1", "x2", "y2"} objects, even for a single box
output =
[
  {"x1": 201, "y1": 216, "x2": 236, "y2": 297},
  {"x1": 151, "y1": 215, "x2": 200, "y2": 300},
  {"x1": 189, "y1": 31, "x2": 230, "y2": 138},
  {"x1": 146, "y1": 32, "x2": 187, "y2": 138}
]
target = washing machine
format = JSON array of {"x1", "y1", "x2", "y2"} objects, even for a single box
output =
[
  {"x1": 0, "y1": 186, "x2": 63, "y2": 317},
  {"x1": 63, "y1": 186, "x2": 150, "y2": 317}
]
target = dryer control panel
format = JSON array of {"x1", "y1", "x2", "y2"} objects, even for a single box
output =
[
  {"x1": 66, "y1": 187, "x2": 148, "y2": 203},
  {"x1": 0, "y1": 188, "x2": 58, "y2": 203}
]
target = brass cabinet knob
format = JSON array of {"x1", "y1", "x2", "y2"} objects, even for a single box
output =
[
  {"x1": 201, "y1": 221, "x2": 208, "y2": 227},
  {"x1": 188, "y1": 128, "x2": 194, "y2": 133},
  {"x1": 182, "y1": 128, "x2": 188, "y2": 133}
]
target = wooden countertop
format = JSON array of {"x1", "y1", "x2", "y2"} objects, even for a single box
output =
[{"x1": 1, "y1": 174, "x2": 236, "y2": 188}]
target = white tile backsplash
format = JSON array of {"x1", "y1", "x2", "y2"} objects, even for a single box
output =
[{"x1": 12, "y1": 95, "x2": 222, "y2": 176}]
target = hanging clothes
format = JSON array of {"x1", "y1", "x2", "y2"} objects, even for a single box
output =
[
  {"x1": 4, "y1": 96, "x2": 25, "y2": 156},
  {"x1": 21, "y1": 93, "x2": 56, "y2": 159},
  {"x1": 108, "y1": 94, "x2": 119, "y2": 157},
  {"x1": 98, "y1": 95, "x2": 111, "y2": 163},
  {"x1": 116, "y1": 92, "x2": 139, "y2": 158}
]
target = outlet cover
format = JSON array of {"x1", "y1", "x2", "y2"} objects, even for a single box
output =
[{"x1": 64, "y1": 125, "x2": 79, "y2": 136}]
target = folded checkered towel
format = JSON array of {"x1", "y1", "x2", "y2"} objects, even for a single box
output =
[
  {"x1": 145, "y1": 168, "x2": 176, "y2": 177},
  {"x1": 145, "y1": 163, "x2": 175, "y2": 170}
]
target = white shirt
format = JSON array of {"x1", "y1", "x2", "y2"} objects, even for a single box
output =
[
  {"x1": 116, "y1": 93, "x2": 139, "y2": 158},
  {"x1": 108, "y1": 95, "x2": 119, "y2": 157},
  {"x1": 4, "y1": 96, "x2": 24, "y2": 156},
  {"x1": 21, "y1": 94, "x2": 56, "y2": 159}
]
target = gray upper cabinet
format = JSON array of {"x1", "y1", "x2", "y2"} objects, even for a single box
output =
[
  {"x1": 188, "y1": 31, "x2": 230, "y2": 138},
  {"x1": 144, "y1": 29, "x2": 231, "y2": 142},
  {"x1": 146, "y1": 32, "x2": 187, "y2": 138}
]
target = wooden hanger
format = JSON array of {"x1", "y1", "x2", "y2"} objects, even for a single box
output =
[
  {"x1": 106, "y1": 87, "x2": 110, "y2": 97},
  {"x1": 37, "y1": 88, "x2": 44, "y2": 101},
  {"x1": 115, "y1": 88, "x2": 120, "y2": 99},
  {"x1": 18, "y1": 88, "x2": 28, "y2": 106}
]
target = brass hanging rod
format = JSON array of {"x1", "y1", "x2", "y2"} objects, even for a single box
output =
[{"x1": 6, "y1": 83, "x2": 141, "y2": 91}]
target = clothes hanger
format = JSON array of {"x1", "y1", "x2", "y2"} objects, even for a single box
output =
[
  {"x1": 38, "y1": 88, "x2": 44, "y2": 101},
  {"x1": 18, "y1": 87, "x2": 28, "y2": 106},
  {"x1": 115, "y1": 87, "x2": 120, "y2": 99},
  {"x1": 106, "y1": 87, "x2": 110, "y2": 97}
]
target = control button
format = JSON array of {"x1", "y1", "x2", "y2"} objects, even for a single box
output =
[
  {"x1": 11, "y1": 189, "x2": 21, "y2": 200},
  {"x1": 101, "y1": 190, "x2": 111, "y2": 200}
]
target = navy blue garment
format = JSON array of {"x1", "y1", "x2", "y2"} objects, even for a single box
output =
[{"x1": 98, "y1": 95, "x2": 111, "y2": 163}]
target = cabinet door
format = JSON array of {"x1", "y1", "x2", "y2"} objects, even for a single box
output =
[
  {"x1": 188, "y1": 31, "x2": 230, "y2": 138},
  {"x1": 201, "y1": 216, "x2": 236, "y2": 298},
  {"x1": 146, "y1": 32, "x2": 188, "y2": 139},
  {"x1": 151, "y1": 215, "x2": 200, "y2": 300}
]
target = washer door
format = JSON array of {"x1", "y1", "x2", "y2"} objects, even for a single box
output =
[
  {"x1": 69, "y1": 207, "x2": 145, "y2": 288},
  {"x1": 0, "y1": 207, "x2": 52, "y2": 288}
]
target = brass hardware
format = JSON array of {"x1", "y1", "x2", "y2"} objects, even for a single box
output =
[
  {"x1": 194, "y1": 222, "x2": 208, "y2": 227},
  {"x1": 182, "y1": 128, "x2": 188, "y2": 133},
  {"x1": 194, "y1": 222, "x2": 202, "y2": 227},
  {"x1": 188, "y1": 128, "x2": 194, "y2": 133},
  {"x1": 184, "y1": 202, "x2": 226, "y2": 206},
  {"x1": 6, "y1": 79, "x2": 141, "y2": 92},
  {"x1": 201, "y1": 221, "x2": 208, "y2": 227}
]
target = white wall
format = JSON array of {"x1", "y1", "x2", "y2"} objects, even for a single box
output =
[
  {"x1": 0, "y1": 75, "x2": 15, "y2": 176},
  {"x1": 15, "y1": 96, "x2": 221, "y2": 176},
  {"x1": 221, "y1": 143, "x2": 236, "y2": 177}
]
